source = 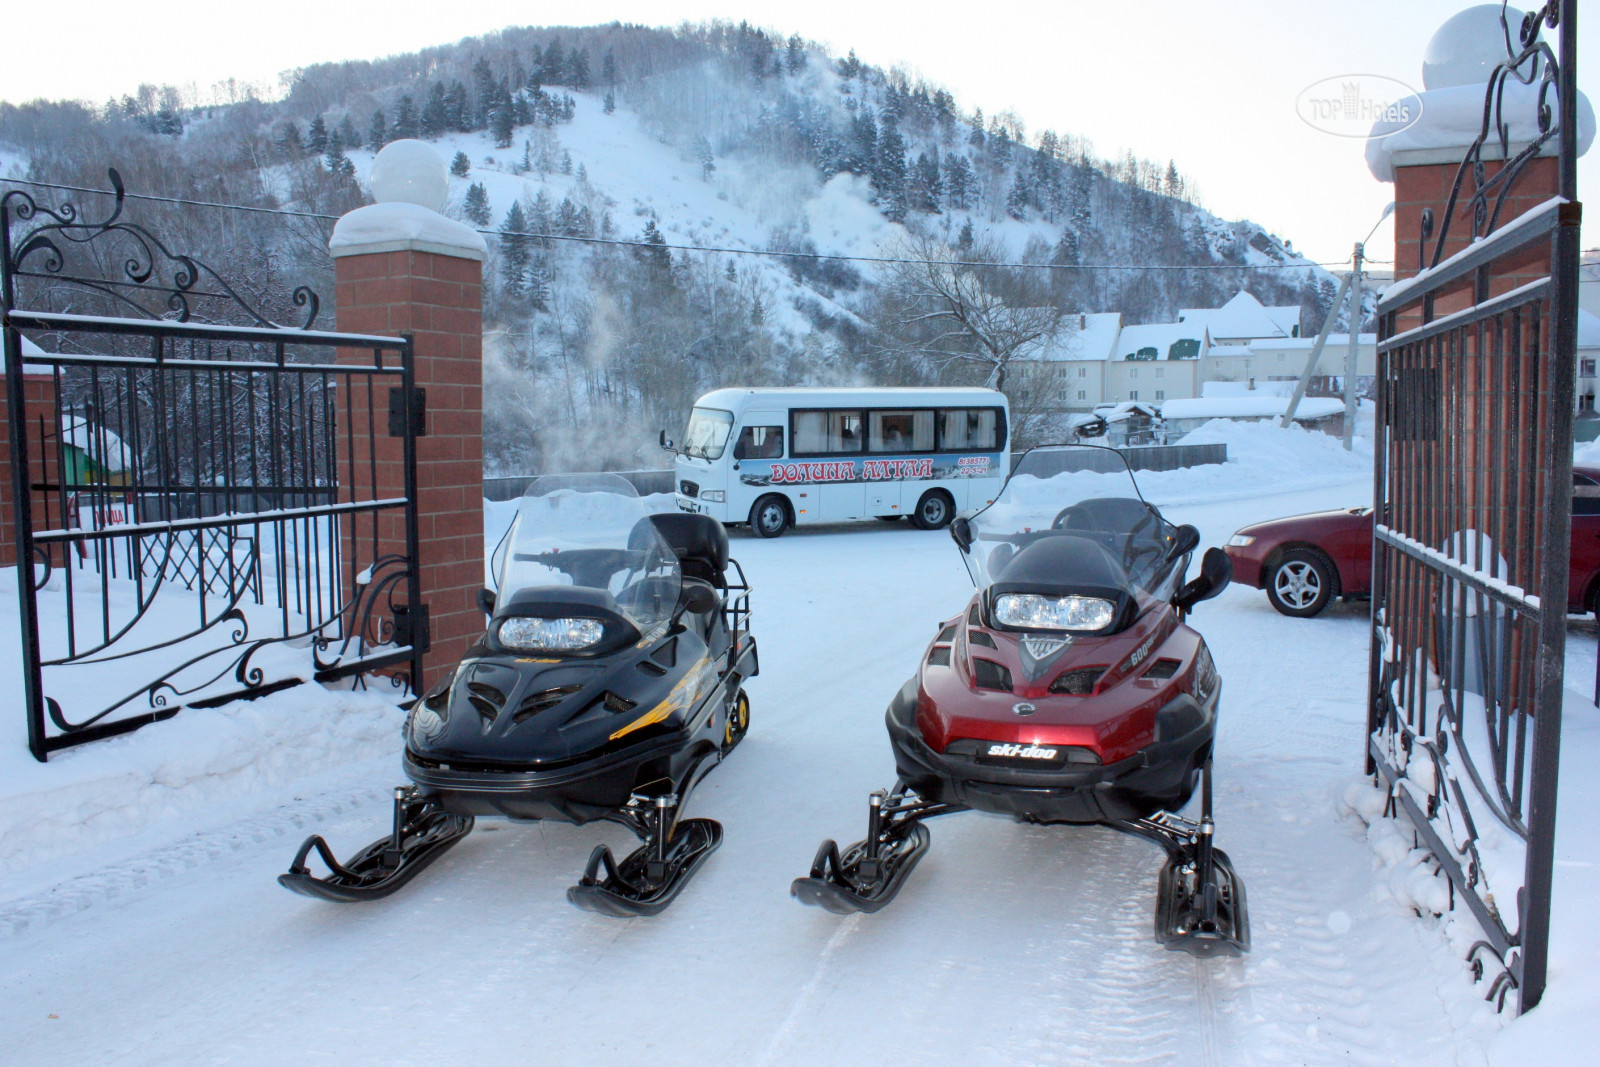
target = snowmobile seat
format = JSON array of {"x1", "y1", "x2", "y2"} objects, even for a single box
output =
[{"x1": 648, "y1": 513, "x2": 729, "y2": 588}]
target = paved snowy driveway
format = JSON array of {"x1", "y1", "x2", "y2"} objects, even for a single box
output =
[{"x1": 0, "y1": 474, "x2": 1504, "y2": 1064}]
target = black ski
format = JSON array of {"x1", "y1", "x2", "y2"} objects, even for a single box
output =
[
  {"x1": 567, "y1": 817, "x2": 723, "y2": 917},
  {"x1": 279, "y1": 794, "x2": 473, "y2": 903}
]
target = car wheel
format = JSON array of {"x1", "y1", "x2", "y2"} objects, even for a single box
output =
[
  {"x1": 1265, "y1": 549, "x2": 1337, "y2": 617},
  {"x1": 911, "y1": 490, "x2": 954, "y2": 530},
  {"x1": 749, "y1": 494, "x2": 791, "y2": 538}
]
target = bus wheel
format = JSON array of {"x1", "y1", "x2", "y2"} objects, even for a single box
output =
[
  {"x1": 750, "y1": 494, "x2": 791, "y2": 538},
  {"x1": 911, "y1": 490, "x2": 954, "y2": 530}
]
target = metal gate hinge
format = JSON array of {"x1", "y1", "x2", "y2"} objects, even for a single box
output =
[{"x1": 388, "y1": 386, "x2": 426, "y2": 437}]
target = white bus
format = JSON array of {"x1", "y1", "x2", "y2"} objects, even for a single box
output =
[{"x1": 664, "y1": 387, "x2": 1010, "y2": 537}]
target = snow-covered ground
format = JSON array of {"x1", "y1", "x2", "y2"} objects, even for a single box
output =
[{"x1": 0, "y1": 422, "x2": 1593, "y2": 1064}]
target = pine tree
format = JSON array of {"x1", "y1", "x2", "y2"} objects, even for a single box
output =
[
  {"x1": 444, "y1": 81, "x2": 470, "y2": 132},
  {"x1": 306, "y1": 115, "x2": 328, "y2": 154},
  {"x1": 368, "y1": 109, "x2": 388, "y2": 151},
  {"x1": 695, "y1": 136, "x2": 715, "y2": 181},
  {"x1": 957, "y1": 218, "x2": 974, "y2": 251},
  {"x1": 390, "y1": 95, "x2": 417, "y2": 140},
  {"x1": 603, "y1": 91, "x2": 616, "y2": 115},
  {"x1": 472, "y1": 58, "x2": 497, "y2": 127},
  {"x1": 541, "y1": 37, "x2": 565, "y2": 84},
  {"x1": 943, "y1": 153, "x2": 972, "y2": 210},
  {"x1": 560, "y1": 149, "x2": 572, "y2": 175},
  {"x1": 1006, "y1": 172, "x2": 1031, "y2": 219},
  {"x1": 491, "y1": 102, "x2": 515, "y2": 148},
  {"x1": 871, "y1": 118, "x2": 907, "y2": 221},
  {"x1": 568, "y1": 49, "x2": 591, "y2": 89},
  {"x1": 969, "y1": 108, "x2": 986, "y2": 149},
  {"x1": 500, "y1": 202, "x2": 531, "y2": 293},
  {"x1": 323, "y1": 138, "x2": 347, "y2": 175},
  {"x1": 450, "y1": 151, "x2": 471, "y2": 177},
  {"x1": 421, "y1": 82, "x2": 448, "y2": 138},
  {"x1": 639, "y1": 219, "x2": 672, "y2": 270},
  {"x1": 601, "y1": 49, "x2": 617, "y2": 87},
  {"x1": 337, "y1": 114, "x2": 360, "y2": 151},
  {"x1": 785, "y1": 35, "x2": 806, "y2": 74},
  {"x1": 463, "y1": 182, "x2": 492, "y2": 227},
  {"x1": 277, "y1": 121, "x2": 303, "y2": 157}
]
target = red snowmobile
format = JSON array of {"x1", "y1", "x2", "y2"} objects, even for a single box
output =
[{"x1": 792, "y1": 443, "x2": 1249, "y2": 957}]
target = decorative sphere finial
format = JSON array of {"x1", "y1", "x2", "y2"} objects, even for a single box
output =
[
  {"x1": 368, "y1": 139, "x2": 450, "y2": 213},
  {"x1": 1423, "y1": 5, "x2": 1537, "y2": 90}
]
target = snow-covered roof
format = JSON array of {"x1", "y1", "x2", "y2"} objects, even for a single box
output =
[
  {"x1": 1179, "y1": 291, "x2": 1292, "y2": 342},
  {"x1": 1366, "y1": 78, "x2": 1595, "y2": 182},
  {"x1": 1093, "y1": 401, "x2": 1162, "y2": 422},
  {"x1": 1114, "y1": 322, "x2": 1205, "y2": 361},
  {"x1": 1040, "y1": 312, "x2": 1122, "y2": 361},
  {"x1": 1161, "y1": 396, "x2": 1344, "y2": 421},
  {"x1": 330, "y1": 201, "x2": 488, "y2": 260},
  {"x1": 1201, "y1": 380, "x2": 1297, "y2": 399},
  {"x1": 60, "y1": 417, "x2": 131, "y2": 472},
  {"x1": 1245, "y1": 333, "x2": 1376, "y2": 351},
  {"x1": 4, "y1": 336, "x2": 54, "y2": 375}
]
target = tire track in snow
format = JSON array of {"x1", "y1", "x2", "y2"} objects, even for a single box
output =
[
  {"x1": 754, "y1": 912, "x2": 861, "y2": 1067},
  {"x1": 0, "y1": 785, "x2": 389, "y2": 937}
]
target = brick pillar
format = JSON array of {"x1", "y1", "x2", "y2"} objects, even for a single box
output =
[
  {"x1": 1, "y1": 360, "x2": 61, "y2": 570},
  {"x1": 330, "y1": 234, "x2": 485, "y2": 692},
  {"x1": 1392, "y1": 155, "x2": 1559, "y2": 321}
]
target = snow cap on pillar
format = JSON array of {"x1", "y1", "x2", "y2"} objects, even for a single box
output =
[
  {"x1": 1366, "y1": 4, "x2": 1592, "y2": 182},
  {"x1": 330, "y1": 139, "x2": 487, "y2": 260}
]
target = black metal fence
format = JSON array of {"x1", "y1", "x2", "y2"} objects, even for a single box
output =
[
  {"x1": 3, "y1": 172, "x2": 423, "y2": 760},
  {"x1": 1365, "y1": 1, "x2": 1580, "y2": 1015}
]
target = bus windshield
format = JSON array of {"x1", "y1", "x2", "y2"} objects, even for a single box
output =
[{"x1": 682, "y1": 407, "x2": 734, "y2": 460}]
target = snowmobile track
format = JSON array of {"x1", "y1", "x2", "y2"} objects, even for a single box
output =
[{"x1": 0, "y1": 785, "x2": 390, "y2": 937}]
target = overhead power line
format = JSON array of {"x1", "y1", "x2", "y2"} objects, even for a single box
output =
[{"x1": 3, "y1": 176, "x2": 1515, "y2": 274}]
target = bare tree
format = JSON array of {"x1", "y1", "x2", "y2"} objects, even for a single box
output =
[{"x1": 868, "y1": 233, "x2": 1068, "y2": 393}]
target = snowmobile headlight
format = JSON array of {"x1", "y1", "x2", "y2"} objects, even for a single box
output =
[
  {"x1": 1227, "y1": 534, "x2": 1255, "y2": 547},
  {"x1": 496, "y1": 616, "x2": 605, "y2": 652},
  {"x1": 700, "y1": 490, "x2": 726, "y2": 502},
  {"x1": 993, "y1": 594, "x2": 1115, "y2": 632}
]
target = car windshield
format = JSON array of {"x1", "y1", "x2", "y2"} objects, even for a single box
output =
[
  {"x1": 681, "y1": 407, "x2": 735, "y2": 460},
  {"x1": 491, "y1": 473, "x2": 680, "y2": 634},
  {"x1": 960, "y1": 445, "x2": 1178, "y2": 603}
]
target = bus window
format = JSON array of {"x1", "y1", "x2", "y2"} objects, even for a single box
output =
[
  {"x1": 682, "y1": 407, "x2": 735, "y2": 459},
  {"x1": 938, "y1": 408, "x2": 1000, "y2": 451},
  {"x1": 734, "y1": 425, "x2": 785, "y2": 459},
  {"x1": 793, "y1": 409, "x2": 863, "y2": 454},
  {"x1": 869, "y1": 410, "x2": 936, "y2": 452}
]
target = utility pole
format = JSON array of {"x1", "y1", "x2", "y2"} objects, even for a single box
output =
[
  {"x1": 1281, "y1": 270, "x2": 1352, "y2": 429},
  {"x1": 1342, "y1": 242, "x2": 1365, "y2": 450}
]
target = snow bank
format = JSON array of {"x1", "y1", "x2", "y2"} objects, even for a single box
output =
[
  {"x1": 0, "y1": 684, "x2": 404, "y2": 877},
  {"x1": 1163, "y1": 396, "x2": 1344, "y2": 420}
]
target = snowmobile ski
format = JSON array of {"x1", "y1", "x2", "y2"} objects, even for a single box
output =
[
  {"x1": 791, "y1": 788, "x2": 955, "y2": 914},
  {"x1": 278, "y1": 787, "x2": 473, "y2": 903},
  {"x1": 567, "y1": 794, "x2": 724, "y2": 916}
]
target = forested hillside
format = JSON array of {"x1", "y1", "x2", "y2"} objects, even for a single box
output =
[{"x1": 0, "y1": 22, "x2": 1345, "y2": 472}]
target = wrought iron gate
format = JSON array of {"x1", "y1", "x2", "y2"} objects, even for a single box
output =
[
  {"x1": 1365, "y1": 2, "x2": 1580, "y2": 1015},
  {"x1": 2, "y1": 172, "x2": 424, "y2": 761}
]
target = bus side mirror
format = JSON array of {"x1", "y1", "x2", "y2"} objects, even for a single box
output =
[
  {"x1": 950, "y1": 516, "x2": 973, "y2": 551},
  {"x1": 659, "y1": 430, "x2": 676, "y2": 452},
  {"x1": 1173, "y1": 548, "x2": 1232, "y2": 612}
]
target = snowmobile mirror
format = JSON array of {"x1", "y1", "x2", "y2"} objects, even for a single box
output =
[
  {"x1": 477, "y1": 587, "x2": 496, "y2": 615},
  {"x1": 1165, "y1": 524, "x2": 1201, "y2": 563},
  {"x1": 1173, "y1": 547, "x2": 1233, "y2": 612},
  {"x1": 949, "y1": 516, "x2": 973, "y2": 551}
]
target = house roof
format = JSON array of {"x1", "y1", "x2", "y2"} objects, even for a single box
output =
[
  {"x1": 60, "y1": 417, "x2": 131, "y2": 472},
  {"x1": 1039, "y1": 312, "x2": 1122, "y2": 361},
  {"x1": 1580, "y1": 308, "x2": 1600, "y2": 349},
  {"x1": 1114, "y1": 322, "x2": 1206, "y2": 361},
  {"x1": 1179, "y1": 291, "x2": 1294, "y2": 342}
]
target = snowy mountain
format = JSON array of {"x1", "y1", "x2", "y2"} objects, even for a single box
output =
[{"x1": 0, "y1": 23, "x2": 1347, "y2": 473}]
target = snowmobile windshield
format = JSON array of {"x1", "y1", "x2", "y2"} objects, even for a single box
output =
[
  {"x1": 492, "y1": 473, "x2": 681, "y2": 636},
  {"x1": 681, "y1": 407, "x2": 735, "y2": 460},
  {"x1": 960, "y1": 445, "x2": 1177, "y2": 614}
]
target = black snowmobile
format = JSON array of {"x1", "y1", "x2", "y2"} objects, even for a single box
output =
[
  {"x1": 280, "y1": 473, "x2": 758, "y2": 916},
  {"x1": 791, "y1": 444, "x2": 1249, "y2": 957}
]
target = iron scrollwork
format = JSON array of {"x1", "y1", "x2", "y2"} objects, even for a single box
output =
[
  {"x1": 1421, "y1": 2, "x2": 1565, "y2": 271},
  {"x1": 3, "y1": 169, "x2": 321, "y2": 328}
]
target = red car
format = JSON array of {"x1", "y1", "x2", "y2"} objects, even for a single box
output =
[{"x1": 1224, "y1": 467, "x2": 1600, "y2": 617}]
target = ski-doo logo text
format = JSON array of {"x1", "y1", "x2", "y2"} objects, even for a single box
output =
[{"x1": 986, "y1": 742, "x2": 1058, "y2": 760}]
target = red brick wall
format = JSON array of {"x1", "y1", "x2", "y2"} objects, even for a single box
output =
[
  {"x1": 0, "y1": 373, "x2": 62, "y2": 569},
  {"x1": 332, "y1": 248, "x2": 484, "y2": 690},
  {"x1": 1392, "y1": 155, "x2": 1558, "y2": 327}
]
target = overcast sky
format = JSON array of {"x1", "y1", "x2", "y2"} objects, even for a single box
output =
[{"x1": 3, "y1": 0, "x2": 1594, "y2": 265}]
